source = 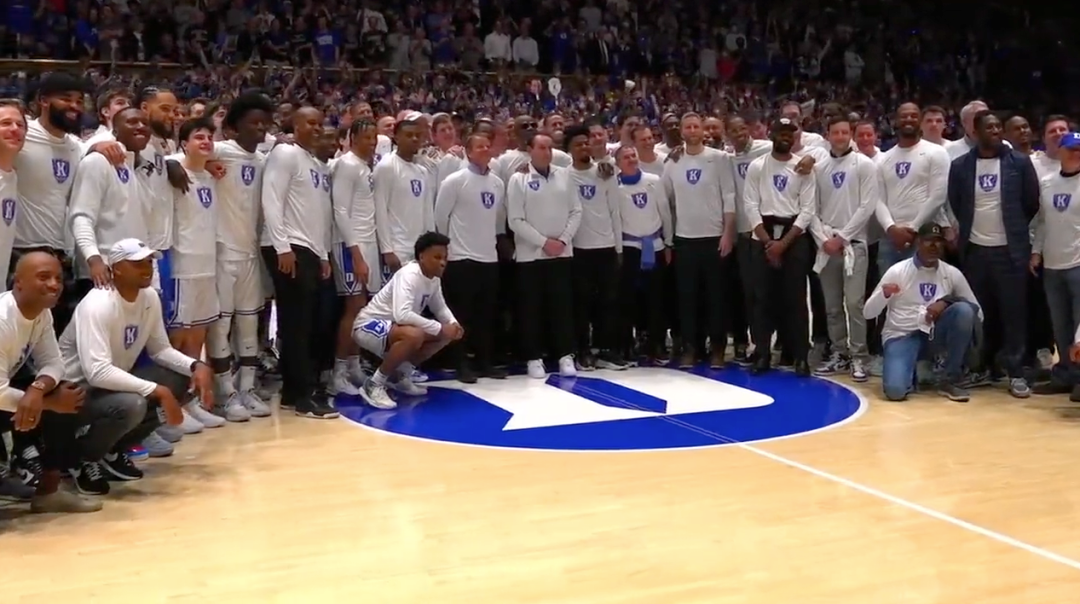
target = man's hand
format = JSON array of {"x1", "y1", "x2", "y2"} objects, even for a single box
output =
[
  {"x1": 1070, "y1": 343, "x2": 1080, "y2": 365},
  {"x1": 663, "y1": 247, "x2": 672, "y2": 265},
  {"x1": 88, "y1": 256, "x2": 113, "y2": 289},
  {"x1": 206, "y1": 159, "x2": 227, "y2": 180},
  {"x1": 542, "y1": 238, "x2": 565, "y2": 257},
  {"x1": 351, "y1": 250, "x2": 369, "y2": 286},
  {"x1": 515, "y1": 163, "x2": 530, "y2": 174},
  {"x1": 165, "y1": 159, "x2": 192, "y2": 193},
  {"x1": 153, "y1": 385, "x2": 183, "y2": 425},
  {"x1": 597, "y1": 162, "x2": 615, "y2": 180},
  {"x1": 765, "y1": 238, "x2": 786, "y2": 265},
  {"x1": 440, "y1": 321, "x2": 464, "y2": 340},
  {"x1": 925, "y1": 300, "x2": 948, "y2": 323},
  {"x1": 718, "y1": 232, "x2": 734, "y2": 257},
  {"x1": 191, "y1": 363, "x2": 215, "y2": 409},
  {"x1": 1030, "y1": 253, "x2": 1042, "y2": 276},
  {"x1": 822, "y1": 236, "x2": 845, "y2": 256},
  {"x1": 277, "y1": 250, "x2": 297, "y2": 277},
  {"x1": 382, "y1": 252, "x2": 402, "y2": 273},
  {"x1": 882, "y1": 283, "x2": 901, "y2": 298},
  {"x1": 448, "y1": 145, "x2": 465, "y2": 159},
  {"x1": 43, "y1": 382, "x2": 85, "y2": 414},
  {"x1": 794, "y1": 155, "x2": 816, "y2": 175},
  {"x1": 12, "y1": 388, "x2": 45, "y2": 431},
  {"x1": 89, "y1": 140, "x2": 126, "y2": 166},
  {"x1": 320, "y1": 259, "x2": 332, "y2": 280},
  {"x1": 887, "y1": 225, "x2": 916, "y2": 250}
]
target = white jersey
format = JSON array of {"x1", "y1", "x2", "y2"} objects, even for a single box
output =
[
  {"x1": 142, "y1": 136, "x2": 177, "y2": 250},
  {"x1": 0, "y1": 169, "x2": 18, "y2": 285},
  {"x1": 59, "y1": 287, "x2": 196, "y2": 396},
  {"x1": 809, "y1": 151, "x2": 881, "y2": 244},
  {"x1": 171, "y1": 168, "x2": 218, "y2": 278},
  {"x1": 373, "y1": 151, "x2": 435, "y2": 261},
  {"x1": 355, "y1": 261, "x2": 456, "y2": 336},
  {"x1": 0, "y1": 291, "x2": 64, "y2": 412},
  {"x1": 864, "y1": 257, "x2": 981, "y2": 344},
  {"x1": 212, "y1": 140, "x2": 265, "y2": 262},
  {"x1": 260, "y1": 144, "x2": 333, "y2": 260},
  {"x1": 493, "y1": 148, "x2": 572, "y2": 185},
  {"x1": 743, "y1": 153, "x2": 816, "y2": 239},
  {"x1": 14, "y1": 119, "x2": 84, "y2": 250},
  {"x1": 506, "y1": 164, "x2": 582, "y2": 263},
  {"x1": 330, "y1": 151, "x2": 377, "y2": 247},
  {"x1": 69, "y1": 152, "x2": 149, "y2": 265},
  {"x1": 638, "y1": 151, "x2": 667, "y2": 177}
]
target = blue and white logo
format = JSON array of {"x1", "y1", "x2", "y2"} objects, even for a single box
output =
[
  {"x1": 773, "y1": 174, "x2": 788, "y2": 192},
  {"x1": 52, "y1": 158, "x2": 70, "y2": 183},
  {"x1": 116, "y1": 166, "x2": 130, "y2": 183},
  {"x1": 154, "y1": 153, "x2": 164, "y2": 172},
  {"x1": 686, "y1": 169, "x2": 702, "y2": 184},
  {"x1": 340, "y1": 368, "x2": 864, "y2": 451},
  {"x1": 241, "y1": 164, "x2": 256, "y2": 186},
  {"x1": 481, "y1": 191, "x2": 496, "y2": 208},
  {"x1": 310, "y1": 169, "x2": 320, "y2": 188},
  {"x1": 123, "y1": 324, "x2": 139, "y2": 349},
  {"x1": 978, "y1": 174, "x2": 998, "y2": 192},
  {"x1": 1053, "y1": 193, "x2": 1072, "y2": 212},
  {"x1": 196, "y1": 186, "x2": 213, "y2": 208},
  {"x1": 579, "y1": 184, "x2": 596, "y2": 200},
  {"x1": 528, "y1": 180, "x2": 540, "y2": 191},
  {"x1": 631, "y1": 192, "x2": 648, "y2": 208},
  {"x1": 895, "y1": 161, "x2": 911, "y2": 178},
  {"x1": 410, "y1": 179, "x2": 423, "y2": 197},
  {"x1": 737, "y1": 163, "x2": 749, "y2": 178},
  {"x1": 1, "y1": 198, "x2": 16, "y2": 226},
  {"x1": 358, "y1": 319, "x2": 389, "y2": 339},
  {"x1": 322, "y1": 173, "x2": 331, "y2": 192},
  {"x1": 832, "y1": 171, "x2": 846, "y2": 189},
  {"x1": 919, "y1": 282, "x2": 937, "y2": 302}
]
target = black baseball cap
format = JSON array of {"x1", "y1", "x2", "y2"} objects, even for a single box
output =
[
  {"x1": 770, "y1": 117, "x2": 799, "y2": 132},
  {"x1": 917, "y1": 223, "x2": 945, "y2": 239}
]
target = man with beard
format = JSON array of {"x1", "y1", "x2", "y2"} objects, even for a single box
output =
[
  {"x1": 743, "y1": 119, "x2": 817, "y2": 375},
  {"x1": 260, "y1": 107, "x2": 338, "y2": 419},
  {"x1": 780, "y1": 101, "x2": 828, "y2": 151},
  {"x1": 947, "y1": 111, "x2": 1040, "y2": 398},
  {"x1": 133, "y1": 87, "x2": 184, "y2": 261},
  {"x1": 703, "y1": 116, "x2": 725, "y2": 150},
  {"x1": 13, "y1": 73, "x2": 125, "y2": 331},
  {"x1": 655, "y1": 113, "x2": 681, "y2": 155}
]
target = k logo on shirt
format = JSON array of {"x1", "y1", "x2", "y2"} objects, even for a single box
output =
[
  {"x1": 241, "y1": 165, "x2": 256, "y2": 185},
  {"x1": 1053, "y1": 193, "x2": 1072, "y2": 212},
  {"x1": 895, "y1": 161, "x2": 911, "y2": 178},
  {"x1": 1, "y1": 198, "x2": 15, "y2": 226},
  {"x1": 123, "y1": 324, "x2": 139, "y2": 349},
  {"x1": 686, "y1": 169, "x2": 702, "y2": 184},
  {"x1": 978, "y1": 174, "x2": 998, "y2": 192},
  {"x1": 773, "y1": 174, "x2": 788, "y2": 192},
  {"x1": 52, "y1": 158, "x2": 70, "y2": 184},
  {"x1": 579, "y1": 184, "x2": 596, "y2": 200},
  {"x1": 310, "y1": 169, "x2": 320, "y2": 188},
  {"x1": 737, "y1": 163, "x2": 749, "y2": 178},
  {"x1": 528, "y1": 180, "x2": 540, "y2": 191},
  {"x1": 197, "y1": 187, "x2": 213, "y2": 208},
  {"x1": 631, "y1": 192, "x2": 648, "y2": 208},
  {"x1": 481, "y1": 191, "x2": 495, "y2": 208},
  {"x1": 919, "y1": 282, "x2": 937, "y2": 302},
  {"x1": 322, "y1": 174, "x2": 331, "y2": 192},
  {"x1": 832, "y1": 172, "x2": 846, "y2": 189},
  {"x1": 410, "y1": 179, "x2": 423, "y2": 197},
  {"x1": 116, "y1": 166, "x2": 131, "y2": 184}
]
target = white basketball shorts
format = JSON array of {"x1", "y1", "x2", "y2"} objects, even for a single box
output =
[
  {"x1": 331, "y1": 241, "x2": 383, "y2": 296},
  {"x1": 163, "y1": 276, "x2": 220, "y2": 329},
  {"x1": 216, "y1": 258, "x2": 265, "y2": 316},
  {"x1": 352, "y1": 317, "x2": 392, "y2": 357}
]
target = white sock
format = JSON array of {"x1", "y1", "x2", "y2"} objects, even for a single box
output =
[
  {"x1": 372, "y1": 369, "x2": 389, "y2": 386},
  {"x1": 215, "y1": 372, "x2": 236, "y2": 396},
  {"x1": 238, "y1": 366, "x2": 256, "y2": 392}
]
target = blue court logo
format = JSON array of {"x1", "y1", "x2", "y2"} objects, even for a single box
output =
[{"x1": 340, "y1": 367, "x2": 864, "y2": 451}]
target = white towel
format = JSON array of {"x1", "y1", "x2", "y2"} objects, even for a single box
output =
[{"x1": 813, "y1": 226, "x2": 856, "y2": 276}]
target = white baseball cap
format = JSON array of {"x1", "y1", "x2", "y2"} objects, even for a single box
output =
[{"x1": 108, "y1": 238, "x2": 161, "y2": 265}]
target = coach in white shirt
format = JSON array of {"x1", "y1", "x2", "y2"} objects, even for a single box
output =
[{"x1": 60, "y1": 239, "x2": 213, "y2": 497}]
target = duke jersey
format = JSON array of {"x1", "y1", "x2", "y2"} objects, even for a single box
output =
[{"x1": 171, "y1": 168, "x2": 219, "y2": 279}]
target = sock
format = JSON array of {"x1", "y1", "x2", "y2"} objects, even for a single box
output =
[
  {"x1": 347, "y1": 355, "x2": 362, "y2": 374},
  {"x1": 372, "y1": 369, "x2": 389, "y2": 386},
  {"x1": 103, "y1": 452, "x2": 117, "y2": 462},
  {"x1": 238, "y1": 366, "x2": 256, "y2": 391},
  {"x1": 215, "y1": 371, "x2": 236, "y2": 396}
]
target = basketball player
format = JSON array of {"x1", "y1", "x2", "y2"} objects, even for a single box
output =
[
  {"x1": 374, "y1": 116, "x2": 434, "y2": 272},
  {"x1": 0, "y1": 100, "x2": 26, "y2": 289},
  {"x1": 329, "y1": 120, "x2": 378, "y2": 396},
  {"x1": 206, "y1": 92, "x2": 276, "y2": 421},
  {"x1": 353, "y1": 232, "x2": 462, "y2": 410}
]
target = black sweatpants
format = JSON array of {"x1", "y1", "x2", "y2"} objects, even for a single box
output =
[
  {"x1": 573, "y1": 247, "x2": 619, "y2": 352},
  {"x1": 518, "y1": 257, "x2": 574, "y2": 361},
  {"x1": 619, "y1": 247, "x2": 668, "y2": 356},
  {"x1": 444, "y1": 259, "x2": 500, "y2": 368},
  {"x1": 963, "y1": 243, "x2": 1027, "y2": 377},
  {"x1": 748, "y1": 221, "x2": 812, "y2": 360},
  {"x1": 261, "y1": 244, "x2": 324, "y2": 405},
  {"x1": 674, "y1": 236, "x2": 726, "y2": 354}
]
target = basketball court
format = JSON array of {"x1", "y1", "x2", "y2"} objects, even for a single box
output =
[{"x1": 4, "y1": 365, "x2": 1080, "y2": 602}]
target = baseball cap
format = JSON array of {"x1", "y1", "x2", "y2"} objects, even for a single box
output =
[
  {"x1": 771, "y1": 117, "x2": 799, "y2": 132},
  {"x1": 917, "y1": 223, "x2": 945, "y2": 239},
  {"x1": 1061, "y1": 132, "x2": 1080, "y2": 150},
  {"x1": 108, "y1": 239, "x2": 161, "y2": 265}
]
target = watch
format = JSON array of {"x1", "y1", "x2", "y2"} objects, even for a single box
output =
[{"x1": 190, "y1": 360, "x2": 205, "y2": 373}]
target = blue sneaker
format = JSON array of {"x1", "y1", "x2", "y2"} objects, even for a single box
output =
[{"x1": 126, "y1": 444, "x2": 149, "y2": 462}]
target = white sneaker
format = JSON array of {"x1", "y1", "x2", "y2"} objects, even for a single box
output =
[
  {"x1": 347, "y1": 363, "x2": 368, "y2": 386},
  {"x1": 154, "y1": 408, "x2": 185, "y2": 441},
  {"x1": 850, "y1": 358, "x2": 868, "y2": 382},
  {"x1": 361, "y1": 379, "x2": 397, "y2": 409},
  {"x1": 184, "y1": 401, "x2": 226, "y2": 428},
  {"x1": 179, "y1": 408, "x2": 205, "y2": 434},
  {"x1": 389, "y1": 373, "x2": 428, "y2": 396},
  {"x1": 558, "y1": 355, "x2": 577, "y2": 377},
  {"x1": 527, "y1": 359, "x2": 546, "y2": 379},
  {"x1": 239, "y1": 390, "x2": 271, "y2": 417},
  {"x1": 221, "y1": 393, "x2": 251, "y2": 422},
  {"x1": 868, "y1": 355, "x2": 884, "y2": 378},
  {"x1": 1038, "y1": 348, "x2": 1054, "y2": 370},
  {"x1": 409, "y1": 368, "x2": 429, "y2": 383},
  {"x1": 330, "y1": 372, "x2": 361, "y2": 396}
]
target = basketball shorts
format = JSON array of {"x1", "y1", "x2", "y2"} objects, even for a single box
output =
[
  {"x1": 353, "y1": 317, "x2": 392, "y2": 357},
  {"x1": 216, "y1": 257, "x2": 265, "y2": 316},
  {"x1": 331, "y1": 241, "x2": 382, "y2": 296},
  {"x1": 259, "y1": 255, "x2": 275, "y2": 300},
  {"x1": 162, "y1": 276, "x2": 220, "y2": 329}
]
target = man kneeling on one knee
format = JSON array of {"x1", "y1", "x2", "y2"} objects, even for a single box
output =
[
  {"x1": 58, "y1": 239, "x2": 215, "y2": 497},
  {"x1": 352, "y1": 232, "x2": 463, "y2": 410},
  {"x1": 864, "y1": 224, "x2": 982, "y2": 402}
]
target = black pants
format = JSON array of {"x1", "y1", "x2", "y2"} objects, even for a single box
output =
[
  {"x1": 262, "y1": 245, "x2": 324, "y2": 404},
  {"x1": 572, "y1": 247, "x2": 619, "y2": 352},
  {"x1": 808, "y1": 270, "x2": 829, "y2": 345},
  {"x1": 494, "y1": 239, "x2": 517, "y2": 362},
  {"x1": 444, "y1": 259, "x2": 500, "y2": 368},
  {"x1": 737, "y1": 234, "x2": 763, "y2": 347},
  {"x1": 313, "y1": 277, "x2": 340, "y2": 375},
  {"x1": 748, "y1": 223, "x2": 812, "y2": 360},
  {"x1": 665, "y1": 252, "x2": 680, "y2": 340},
  {"x1": 517, "y1": 258, "x2": 574, "y2": 360},
  {"x1": 723, "y1": 242, "x2": 749, "y2": 346},
  {"x1": 619, "y1": 247, "x2": 668, "y2": 356},
  {"x1": 674, "y1": 236, "x2": 726, "y2": 353},
  {"x1": 1027, "y1": 266, "x2": 1055, "y2": 359},
  {"x1": 865, "y1": 242, "x2": 883, "y2": 355},
  {"x1": 0, "y1": 409, "x2": 80, "y2": 472},
  {"x1": 963, "y1": 243, "x2": 1027, "y2": 377}
]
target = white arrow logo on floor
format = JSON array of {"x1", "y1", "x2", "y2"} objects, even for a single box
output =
[{"x1": 431, "y1": 368, "x2": 774, "y2": 431}]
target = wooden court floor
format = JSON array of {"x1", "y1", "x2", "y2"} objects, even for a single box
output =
[{"x1": 4, "y1": 373, "x2": 1080, "y2": 603}]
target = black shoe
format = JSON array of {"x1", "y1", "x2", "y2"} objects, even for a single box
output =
[
  {"x1": 1033, "y1": 381, "x2": 1072, "y2": 396},
  {"x1": 937, "y1": 381, "x2": 971, "y2": 402},
  {"x1": 732, "y1": 344, "x2": 751, "y2": 366},
  {"x1": 12, "y1": 444, "x2": 44, "y2": 488},
  {"x1": 71, "y1": 461, "x2": 110, "y2": 496},
  {"x1": 596, "y1": 351, "x2": 629, "y2": 370},
  {"x1": 794, "y1": 359, "x2": 811, "y2": 377},
  {"x1": 101, "y1": 452, "x2": 144, "y2": 481},
  {"x1": 456, "y1": 363, "x2": 479, "y2": 384},
  {"x1": 777, "y1": 353, "x2": 794, "y2": 367},
  {"x1": 295, "y1": 395, "x2": 341, "y2": 419},
  {"x1": 479, "y1": 364, "x2": 508, "y2": 379},
  {"x1": 577, "y1": 352, "x2": 597, "y2": 371},
  {"x1": 1071, "y1": 385, "x2": 1080, "y2": 403},
  {"x1": 751, "y1": 355, "x2": 770, "y2": 375}
]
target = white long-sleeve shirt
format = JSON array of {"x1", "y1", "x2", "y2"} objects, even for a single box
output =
[
  {"x1": 433, "y1": 165, "x2": 505, "y2": 263},
  {"x1": 662, "y1": 147, "x2": 737, "y2": 239},
  {"x1": 212, "y1": 140, "x2": 265, "y2": 262},
  {"x1": 0, "y1": 292, "x2": 64, "y2": 412},
  {"x1": 14, "y1": 119, "x2": 85, "y2": 250},
  {"x1": 512, "y1": 36, "x2": 539, "y2": 66},
  {"x1": 743, "y1": 153, "x2": 817, "y2": 239},
  {"x1": 876, "y1": 139, "x2": 951, "y2": 230},
  {"x1": 355, "y1": 261, "x2": 456, "y2": 336},
  {"x1": 493, "y1": 149, "x2": 572, "y2": 185},
  {"x1": 1033, "y1": 170, "x2": 1080, "y2": 270},
  {"x1": 483, "y1": 32, "x2": 512, "y2": 61},
  {"x1": 330, "y1": 152, "x2": 377, "y2": 252},
  {"x1": 171, "y1": 168, "x2": 218, "y2": 278},
  {"x1": 567, "y1": 164, "x2": 621, "y2": 250},
  {"x1": 616, "y1": 171, "x2": 673, "y2": 250},
  {"x1": 507, "y1": 164, "x2": 582, "y2": 263},
  {"x1": 260, "y1": 144, "x2": 333, "y2": 260},
  {"x1": 69, "y1": 152, "x2": 148, "y2": 264},
  {"x1": 142, "y1": 136, "x2": 178, "y2": 251},
  {"x1": 59, "y1": 287, "x2": 195, "y2": 396},
  {"x1": 0, "y1": 169, "x2": 19, "y2": 289},
  {"x1": 864, "y1": 257, "x2": 981, "y2": 344},
  {"x1": 730, "y1": 140, "x2": 773, "y2": 233},
  {"x1": 373, "y1": 151, "x2": 435, "y2": 261},
  {"x1": 809, "y1": 150, "x2": 880, "y2": 244}
]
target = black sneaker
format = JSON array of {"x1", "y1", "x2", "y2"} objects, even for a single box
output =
[
  {"x1": 12, "y1": 444, "x2": 44, "y2": 488},
  {"x1": 101, "y1": 452, "x2": 144, "y2": 481},
  {"x1": 295, "y1": 395, "x2": 341, "y2": 419},
  {"x1": 596, "y1": 351, "x2": 629, "y2": 370},
  {"x1": 456, "y1": 363, "x2": 479, "y2": 384},
  {"x1": 71, "y1": 461, "x2": 110, "y2": 496},
  {"x1": 937, "y1": 381, "x2": 971, "y2": 402},
  {"x1": 577, "y1": 352, "x2": 597, "y2": 371},
  {"x1": 732, "y1": 344, "x2": 751, "y2": 366},
  {"x1": 479, "y1": 365, "x2": 508, "y2": 379}
]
